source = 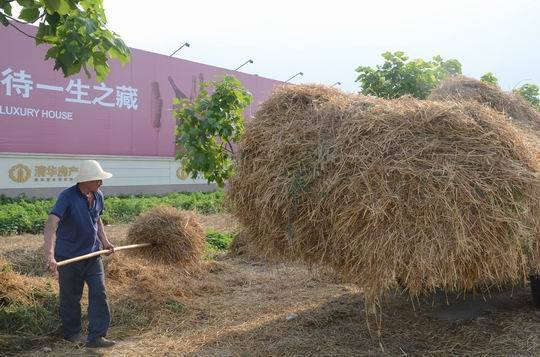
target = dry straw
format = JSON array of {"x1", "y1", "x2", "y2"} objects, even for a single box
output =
[
  {"x1": 126, "y1": 205, "x2": 204, "y2": 266},
  {"x1": 227, "y1": 84, "x2": 540, "y2": 305},
  {"x1": 429, "y1": 75, "x2": 540, "y2": 129},
  {"x1": 105, "y1": 256, "x2": 212, "y2": 308},
  {"x1": 229, "y1": 231, "x2": 249, "y2": 255},
  {"x1": 429, "y1": 75, "x2": 540, "y2": 154},
  {"x1": 0, "y1": 258, "x2": 52, "y2": 306}
]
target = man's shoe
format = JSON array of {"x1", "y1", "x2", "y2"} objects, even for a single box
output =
[
  {"x1": 63, "y1": 333, "x2": 83, "y2": 344},
  {"x1": 85, "y1": 337, "x2": 116, "y2": 348}
]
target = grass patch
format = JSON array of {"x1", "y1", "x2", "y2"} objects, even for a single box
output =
[
  {"x1": 164, "y1": 299, "x2": 186, "y2": 314},
  {"x1": 109, "y1": 298, "x2": 157, "y2": 334},
  {"x1": 0, "y1": 292, "x2": 59, "y2": 335},
  {"x1": 0, "y1": 283, "x2": 60, "y2": 355}
]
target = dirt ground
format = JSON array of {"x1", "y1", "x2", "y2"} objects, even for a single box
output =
[{"x1": 2, "y1": 213, "x2": 540, "y2": 356}]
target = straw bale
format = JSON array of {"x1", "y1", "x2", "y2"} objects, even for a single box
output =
[
  {"x1": 227, "y1": 84, "x2": 540, "y2": 303},
  {"x1": 429, "y1": 76, "x2": 540, "y2": 128},
  {"x1": 126, "y1": 205, "x2": 204, "y2": 266}
]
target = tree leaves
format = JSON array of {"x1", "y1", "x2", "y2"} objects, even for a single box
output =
[
  {"x1": 514, "y1": 84, "x2": 540, "y2": 111},
  {"x1": 173, "y1": 75, "x2": 252, "y2": 187},
  {"x1": 0, "y1": 1, "x2": 12, "y2": 16},
  {"x1": 355, "y1": 51, "x2": 462, "y2": 99},
  {"x1": 44, "y1": 0, "x2": 61, "y2": 12},
  {"x1": 480, "y1": 72, "x2": 499, "y2": 86},
  {"x1": 16, "y1": 0, "x2": 37, "y2": 8},
  {"x1": 1, "y1": 0, "x2": 130, "y2": 81},
  {"x1": 19, "y1": 7, "x2": 40, "y2": 22},
  {"x1": 0, "y1": 12, "x2": 8, "y2": 26}
]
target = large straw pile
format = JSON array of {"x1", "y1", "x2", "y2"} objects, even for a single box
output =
[
  {"x1": 126, "y1": 205, "x2": 204, "y2": 266},
  {"x1": 227, "y1": 84, "x2": 540, "y2": 303},
  {"x1": 429, "y1": 76, "x2": 540, "y2": 128}
]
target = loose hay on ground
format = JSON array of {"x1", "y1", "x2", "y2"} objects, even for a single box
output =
[
  {"x1": 227, "y1": 84, "x2": 540, "y2": 305},
  {"x1": 126, "y1": 205, "x2": 205, "y2": 266},
  {"x1": 106, "y1": 256, "x2": 216, "y2": 302},
  {"x1": 0, "y1": 257, "x2": 55, "y2": 307},
  {"x1": 104, "y1": 256, "x2": 218, "y2": 335},
  {"x1": 2, "y1": 247, "x2": 45, "y2": 276}
]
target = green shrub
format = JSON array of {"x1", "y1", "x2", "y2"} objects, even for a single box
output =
[
  {"x1": 205, "y1": 231, "x2": 234, "y2": 251},
  {"x1": 102, "y1": 196, "x2": 157, "y2": 224},
  {"x1": 0, "y1": 195, "x2": 18, "y2": 204},
  {"x1": 0, "y1": 191, "x2": 224, "y2": 236},
  {"x1": 0, "y1": 199, "x2": 53, "y2": 235}
]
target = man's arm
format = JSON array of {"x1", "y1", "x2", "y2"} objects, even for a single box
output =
[
  {"x1": 43, "y1": 214, "x2": 60, "y2": 273},
  {"x1": 97, "y1": 217, "x2": 115, "y2": 253}
]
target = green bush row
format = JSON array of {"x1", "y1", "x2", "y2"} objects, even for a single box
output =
[
  {"x1": 0, "y1": 191, "x2": 224, "y2": 236},
  {"x1": 0, "y1": 199, "x2": 54, "y2": 235}
]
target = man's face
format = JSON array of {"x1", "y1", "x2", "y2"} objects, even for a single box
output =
[
  {"x1": 91, "y1": 180, "x2": 103, "y2": 192},
  {"x1": 81, "y1": 179, "x2": 103, "y2": 193}
]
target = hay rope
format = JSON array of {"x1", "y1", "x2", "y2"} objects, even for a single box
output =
[
  {"x1": 126, "y1": 205, "x2": 204, "y2": 266},
  {"x1": 227, "y1": 84, "x2": 540, "y2": 304}
]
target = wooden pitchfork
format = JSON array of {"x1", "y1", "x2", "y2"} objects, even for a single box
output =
[{"x1": 56, "y1": 243, "x2": 152, "y2": 267}]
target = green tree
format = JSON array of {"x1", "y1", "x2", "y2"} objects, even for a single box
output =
[
  {"x1": 514, "y1": 83, "x2": 540, "y2": 111},
  {"x1": 173, "y1": 75, "x2": 252, "y2": 187},
  {"x1": 480, "y1": 72, "x2": 498, "y2": 86},
  {"x1": 355, "y1": 51, "x2": 462, "y2": 99},
  {"x1": 0, "y1": 0, "x2": 130, "y2": 81}
]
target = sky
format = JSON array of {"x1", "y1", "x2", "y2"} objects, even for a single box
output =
[{"x1": 103, "y1": 0, "x2": 540, "y2": 93}]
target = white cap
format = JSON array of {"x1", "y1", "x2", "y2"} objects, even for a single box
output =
[{"x1": 74, "y1": 160, "x2": 113, "y2": 183}]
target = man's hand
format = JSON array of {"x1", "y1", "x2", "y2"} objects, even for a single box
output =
[
  {"x1": 97, "y1": 217, "x2": 114, "y2": 255},
  {"x1": 102, "y1": 240, "x2": 115, "y2": 255},
  {"x1": 46, "y1": 254, "x2": 58, "y2": 273}
]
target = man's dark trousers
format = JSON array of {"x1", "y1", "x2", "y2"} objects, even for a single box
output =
[{"x1": 57, "y1": 256, "x2": 110, "y2": 342}]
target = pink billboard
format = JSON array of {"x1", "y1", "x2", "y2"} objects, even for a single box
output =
[{"x1": 0, "y1": 24, "x2": 282, "y2": 157}]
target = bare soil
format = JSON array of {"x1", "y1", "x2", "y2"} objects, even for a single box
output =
[{"x1": 2, "y1": 213, "x2": 540, "y2": 356}]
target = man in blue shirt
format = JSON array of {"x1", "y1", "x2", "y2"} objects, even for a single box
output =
[{"x1": 43, "y1": 160, "x2": 116, "y2": 348}]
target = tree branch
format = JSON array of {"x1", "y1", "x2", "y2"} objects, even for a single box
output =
[
  {"x1": 2, "y1": 12, "x2": 47, "y2": 40},
  {"x1": 6, "y1": 21, "x2": 37, "y2": 39},
  {"x1": 2, "y1": 11, "x2": 46, "y2": 40},
  {"x1": 4, "y1": 11, "x2": 44, "y2": 25},
  {"x1": 221, "y1": 142, "x2": 235, "y2": 155},
  {"x1": 226, "y1": 140, "x2": 235, "y2": 156}
]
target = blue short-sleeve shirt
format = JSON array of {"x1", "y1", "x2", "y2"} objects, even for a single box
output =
[{"x1": 50, "y1": 184, "x2": 104, "y2": 259}]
